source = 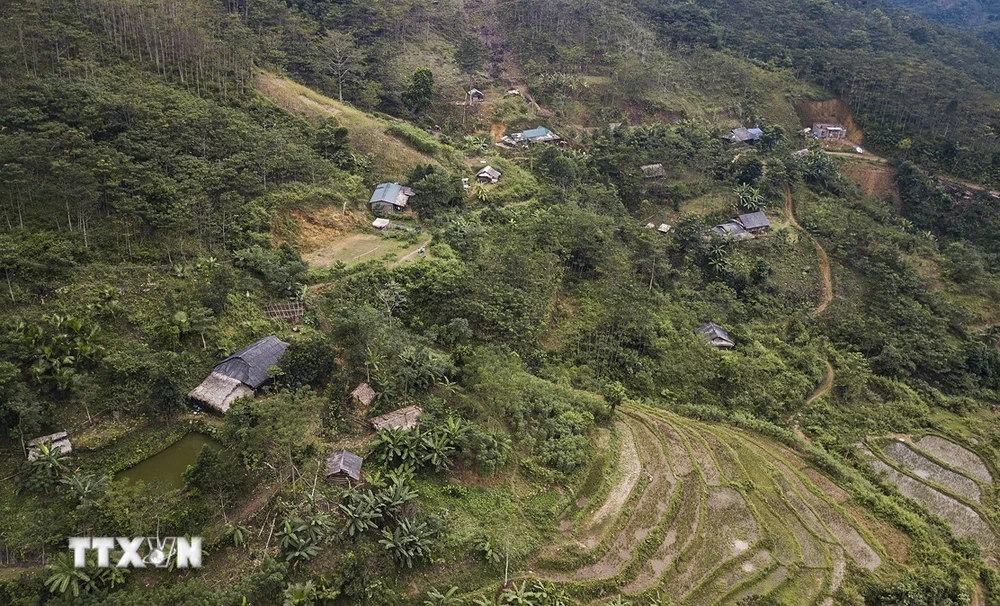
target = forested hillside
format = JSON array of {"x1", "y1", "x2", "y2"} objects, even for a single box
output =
[
  {"x1": 4, "y1": 0, "x2": 1000, "y2": 604},
  {"x1": 882, "y1": 0, "x2": 1000, "y2": 48}
]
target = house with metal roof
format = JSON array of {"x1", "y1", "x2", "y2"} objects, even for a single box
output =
[
  {"x1": 369, "y1": 182, "x2": 414, "y2": 213},
  {"x1": 737, "y1": 211, "x2": 771, "y2": 234},
  {"x1": 476, "y1": 165, "x2": 501, "y2": 184},
  {"x1": 696, "y1": 323, "x2": 735, "y2": 349},
  {"x1": 325, "y1": 450, "x2": 363, "y2": 485},
  {"x1": 729, "y1": 127, "x2": 763, "y2": 144},
  {"x1": 712, "y1": 222, "x2": 753, "y2": 241},
  {"x1": 504, "y1": 126, "x2": 560, "y2": 145},
  {"x1": 188, "y1": 336, "x2": 289, "y2": 413}
]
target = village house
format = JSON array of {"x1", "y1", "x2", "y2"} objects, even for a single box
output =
[
  {"x1": 26, "y1": 431, "x2": 72, "y2": 461},
  {"x1": 188, "y1": 336, "x2": 289, "y2": 414},
  {"x1": 728, "y1": 127, "x2": 763, "y2": 144},
  {"x1": 737, "y1": 211, "x2": 771, "y2": 234},
  {"x1": 712, "y1": 221, "x2": 753, "y2": 241},
  {"x1": 372, "y1": 218, "x2": 390, "y2": 230},
  {"x1": 657, "y1": 223, "x2": 672, "y2": 234},
  {"x1": 467, "y1": 88, "x2": 484, "y2": 104},
  {"x1": 696, "y1": 322, "x2": 736, "y2": 349},
  {"x1": 503, "y1": 126, "x2": 560, "y2": 146},
  {"x1": 812, "y1": 123, "x2": 846, "y2": 140},
  {"x1": 369, "y1": 182, "x2": 414, "y2": 213},
  {"x1": 640, "y1": 163, "x2": 667, "y2": 179},
  {"x1": 325, "y1": 450, "x2": 363, "y2": 485},
  {"x1": 476, "y1": 165, "x2": 501, "y2": 184},
  {"x1": 369, "y1": 405, "x2": 423, "y2": 431}
]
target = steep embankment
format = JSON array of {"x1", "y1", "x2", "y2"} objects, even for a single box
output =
[
  {"x1": 534, "y1": 405, "x2": 885, "y2": 604},
  {"x1": 255, "y1": 71, "x2": 438, "y2": 181}
]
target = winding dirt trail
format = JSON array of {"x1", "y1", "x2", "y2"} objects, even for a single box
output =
[
  {"x1": 807, "y1": 360, "x2": 835, "y2": 406},
  {"x1": 784, "y1": 185, "x2": 832, "y2": 315}
]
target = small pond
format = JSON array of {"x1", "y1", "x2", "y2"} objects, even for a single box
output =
[{"x1": 117, "y1": 432, "x2": 221, "y2": 490}]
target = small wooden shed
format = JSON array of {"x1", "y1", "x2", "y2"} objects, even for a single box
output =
[
  {"x1": 369, "y1": 405, "x2": 423, "y2": 431},
  {"x1": 325, "y1": 450, "x2": 363, "y2": 485},
  {"x1": 351, "y1": 383, "x2": 377, "y2": 410}
]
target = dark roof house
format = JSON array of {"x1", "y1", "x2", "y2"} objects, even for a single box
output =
[
  {"x1": 696, "y1": 323, "x2": 736, "y2": 349},
  {"x1": 189, "y1": 336, "x2": 289, "y2": 414},
  {"x1": 737, "y1": 211, "x2": 771, "y2": 233},
  {"x1": 325, "y1": 450, "x2": 364, "y2": 485},
  {"x1": 369, "y1": 182, "x2": 414, "y2": 213},
  {"x1": 27, "y1": 431, "x2": 73, "y2": 461},
  {"x1": 476, "y1": 165, "x2": 501, "y2": 183}
]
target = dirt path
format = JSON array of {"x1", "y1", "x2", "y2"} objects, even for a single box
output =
[
  {"x1": 391, "y1": 238, "x2": 432, "y2": 267},
  {"x1": 784, "y1": 185, "x2": 832, "y2": 315},
  {"x1": 806, "y1": 361, "x2": 834, "y2": 406}
]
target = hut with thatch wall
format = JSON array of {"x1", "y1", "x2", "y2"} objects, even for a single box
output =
[
  {"x1": 189, "y1": 336, "x2": 289, "y2": 414},
  {"x1": 325, "y1": 450, "x2": 363, "y2": 485},
  {"x1": 351, "y1": 383, "x2": 376, "y2": 411},
  {"x1": 369, "y1": 405, "x2": 423, "y2": 431}
]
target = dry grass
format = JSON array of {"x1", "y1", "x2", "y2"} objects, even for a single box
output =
[
  {"x1": 255, "y1": 71, "x2": 438, "y2": 181},
  {"x1": 302, "y1": 233, "x2": 426, "y2": 268}
]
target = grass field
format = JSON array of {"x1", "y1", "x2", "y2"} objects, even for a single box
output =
[{"x1": 301, "y1": 233, "x2": 431, "y2": 268}]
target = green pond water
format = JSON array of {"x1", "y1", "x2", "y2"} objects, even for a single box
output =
[{"x1": 118, "y1": 432, "x2": 221, "y2": 490}]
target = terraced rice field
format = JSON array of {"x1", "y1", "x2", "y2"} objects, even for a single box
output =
[
  {"x1": 536, "y1": 406, "x2": 883, "y2": 605},
  {"x1": 861, "y1": 446, "x2": 997, "y2": 550},
  {"x1": 913, "y1": 436, "x2": 993, "y2": 483},
  {"x1": 881, "y1": 440, "x2": 981, "y2": 503}
]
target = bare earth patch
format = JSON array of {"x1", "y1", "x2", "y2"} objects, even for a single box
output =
[
  {"x1": 914, "y1": 436, "x2": 993, "y2": 483},
  {"x1": 589, "y1": 422, "x2": 642, "y2": 530}
]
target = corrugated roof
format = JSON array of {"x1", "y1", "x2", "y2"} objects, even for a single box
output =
[
  {"x1": 640, "y1": 163, "x2": 667, "y2": 178},
  {"x1": 214, "y1": 336, "x2": 289, "y2": 389},
  {"x1": 738, "y1": 211, "x2": 771, "y2": 230},
  {"x1": 695, "y1": 322, "x2": 734, "y2": 346},
  {"x1": 713, "y1": 222, "x2": 748, "y2": 236},
  {"x1": 369, "y1": 182, "x2": 413, "y2": 207},
  {"x1": 326, "y1": 450, "x2": 363, "y2": 480},
  {"x1": 27, "y1": 432, "x2": 72, "y2": 461},
  {"x1": 478, "y1": 165, "x2": 501, "y2": 179}
]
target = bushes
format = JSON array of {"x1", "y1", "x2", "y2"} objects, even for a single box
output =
[{"x1": 386, "y1": 123, "x2": 443, "y2": 156}]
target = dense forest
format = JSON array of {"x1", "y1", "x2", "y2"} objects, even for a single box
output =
[
  {"x1": 882, "y1": 0, "x2": 1000, "y2": 48},
  {"x1": 4, "y1": 0, "x2": 1000, "y2": 604}
]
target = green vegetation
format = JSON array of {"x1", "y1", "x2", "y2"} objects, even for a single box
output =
[{"x1": 4, "y1": 0, "x2": 1000, "y2": 604}]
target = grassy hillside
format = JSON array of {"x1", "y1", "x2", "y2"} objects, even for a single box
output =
[{"x1": 5, "y1": 0, "x2": 1000, "y2": 605}]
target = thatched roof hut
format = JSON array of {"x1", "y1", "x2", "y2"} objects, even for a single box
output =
[
  {"x1": 325, "y1": 450, "x2": 363, "y2": 485},
  {"x1": 189, "y1": 336, "x2": 289, "y2": 414},
  {"x1": 369, "y1": 405, "x2": 423, "y2": 431},
  {"x1": 27, "y1": 431, "x2": 72, "y2": 461},
  {"x1": 351, "y1": 383, "x2": 376, "y2": 408},
  {"x1": 188, "y1": 372, "x2": 254, "y2": 414}
]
